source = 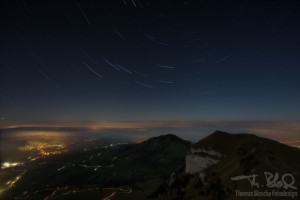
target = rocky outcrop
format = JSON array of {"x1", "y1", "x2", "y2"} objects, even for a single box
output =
[{"x1": 185, "y1": 148, "x2": 223, "y2": 175}]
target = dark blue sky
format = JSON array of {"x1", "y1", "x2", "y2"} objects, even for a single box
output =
[{"x1": 1, "y1": 0, "x2": 299, "y2": 126}]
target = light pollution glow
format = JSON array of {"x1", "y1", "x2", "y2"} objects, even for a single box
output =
[{"x1": 1, "y1": 120, "x2": 300, "y2": 142}]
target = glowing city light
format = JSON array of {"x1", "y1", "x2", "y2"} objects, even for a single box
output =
[{"x1": 1, "y1": 162, "x2": 23, "y2": 169}]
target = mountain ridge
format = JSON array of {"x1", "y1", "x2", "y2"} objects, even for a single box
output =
[{"x1": 153, "y1": 131, "x2": 300, "y2": 200}]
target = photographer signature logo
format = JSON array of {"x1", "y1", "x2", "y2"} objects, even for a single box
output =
[{"x1": 231, "y1": 172, "x2": 297, "y2": 190}]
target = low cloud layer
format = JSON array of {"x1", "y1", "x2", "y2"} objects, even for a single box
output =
[{"x1": 1, "y1": 120, "x2": 299, "y2": 143}]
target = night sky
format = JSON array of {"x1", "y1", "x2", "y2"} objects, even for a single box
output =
[{"x1": 1, "y1": 0, "x2": 299, "y2": 138}]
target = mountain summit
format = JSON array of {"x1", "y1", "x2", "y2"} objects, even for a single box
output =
[{"x1": 154, "y1": 131, "x2": 300, "y2": 200}]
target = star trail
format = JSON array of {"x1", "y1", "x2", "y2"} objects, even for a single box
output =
[{"x1": 0, "y1": 0, "x2": 299, "y2": 132}]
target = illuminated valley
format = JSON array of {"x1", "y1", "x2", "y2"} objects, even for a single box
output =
[
  {"x1": 19, "y1": 143, "x2": 67, "y2": 157},
  {"x1": 0, "y1": 135, "x2": 140, "y2": 200}
]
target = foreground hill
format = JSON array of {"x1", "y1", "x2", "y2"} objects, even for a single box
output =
[
  {"x1": 84, "y1": 134, "x2": 192, "y2": 187},
  {"x1": 154, "y1": 131, "x2": 300, "y2": 200}
]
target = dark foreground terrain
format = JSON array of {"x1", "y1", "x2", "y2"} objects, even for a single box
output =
[
  {"x1": 153, "y1": 131, "x2": 300, "y2": 200},
  {"x1": 1, "y1": 132, "x2": 299, "y2": 200},
  {"x1": 0, "y1": 134, "x2": 191, "y2": 200}
]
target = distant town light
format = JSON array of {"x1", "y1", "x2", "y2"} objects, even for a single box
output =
[
  {"x1": 2, "y1": 162, "x2": 23, "y2": 169},
  {"x1": 3, "y1": 162, "x2": 10, "y2": 167}
]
